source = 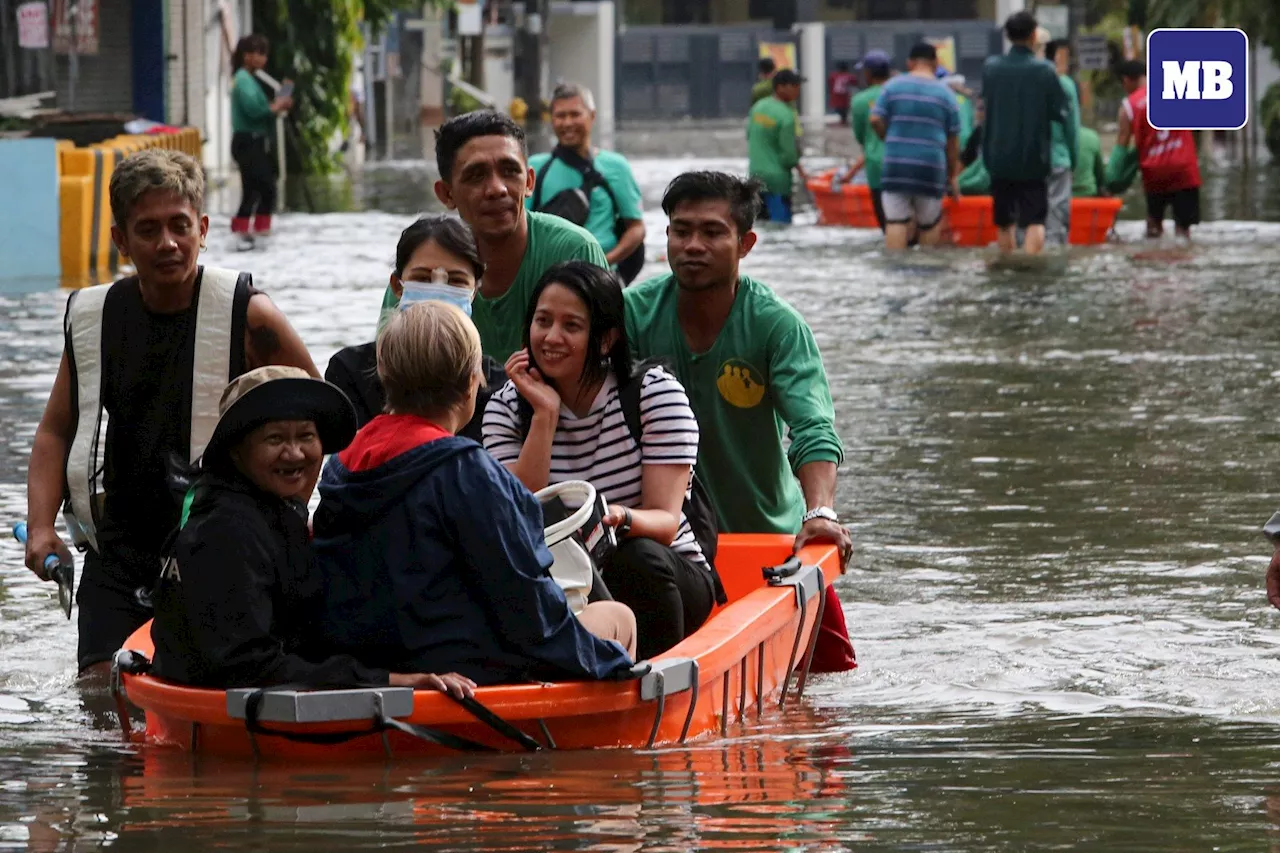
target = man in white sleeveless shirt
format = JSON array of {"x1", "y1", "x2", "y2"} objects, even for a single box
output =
[{"x1": 24, "y1": 149, "x2": 318, "y2": 677}]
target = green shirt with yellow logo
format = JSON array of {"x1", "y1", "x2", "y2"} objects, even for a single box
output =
[
  {"x1": 747, "y1": 96, "x2": 800, "y2": 196},
  {"x1": 624, "y1": 274, "x2": 843, "y2": 534}
]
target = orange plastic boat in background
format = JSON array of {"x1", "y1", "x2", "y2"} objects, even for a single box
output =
[
  {"x1": 807, "y1": 171, "x2": 1124, "y2": 246},
  {"x1": 114, "y1": 535, "x2": 842, "y2": 761}
]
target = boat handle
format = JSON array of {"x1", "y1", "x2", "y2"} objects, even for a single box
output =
[
  {"x1": 109, "y1": 648, "x2": 150, "y2": 742},
  {"x1": 639, "y1": 657, "x2": 696, "y2": 701},
  {"x1": 765, "y1": 560, "x2": 822, "y2": 605}
]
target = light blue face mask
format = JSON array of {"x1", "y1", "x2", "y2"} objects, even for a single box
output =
[{"x1": 400, "y1": 278, "x2": 475, "y2": 317}]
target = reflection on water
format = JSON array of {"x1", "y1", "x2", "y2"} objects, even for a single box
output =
[{"x1": 4, "y1": 157, "x2": 1280, "y2": 849}]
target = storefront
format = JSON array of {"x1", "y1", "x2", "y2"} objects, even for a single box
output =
[{"x1": 49, "y1": 0, "x2": 166, "y2": 118}]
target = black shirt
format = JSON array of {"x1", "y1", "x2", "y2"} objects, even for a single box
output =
[{"x1": 325, "y1": 342, "x2": 506, "y2": 442}]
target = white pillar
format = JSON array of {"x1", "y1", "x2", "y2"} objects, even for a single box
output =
[
  {"x1": 419, "y1": 2, "x2": 445, "y2": 165},
  {"x1": 994, "y1": 0, "x2": 1024, "y2": 26},
  {"x1": 797, "y1": 22, "x2": 825, "y2": 139},
  {"x1": 596, "y1": 1, "x2": 616, "y2": 150}
]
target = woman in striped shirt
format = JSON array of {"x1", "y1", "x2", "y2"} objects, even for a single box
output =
[{"x1": 483, "y1": 262, "x2": 714, "y2": 659}]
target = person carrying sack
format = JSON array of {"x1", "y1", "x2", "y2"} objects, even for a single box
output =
[{"x1": 528, "y1": 83, "x2": 646, "y2": 284}]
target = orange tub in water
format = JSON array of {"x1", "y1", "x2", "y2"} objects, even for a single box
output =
[
  {"x1": 116, "y1": 536, "x2": 841, "y2": 762},
  {"x1": 807, "y1": 172, "x2": 1124, "y2": 246}
]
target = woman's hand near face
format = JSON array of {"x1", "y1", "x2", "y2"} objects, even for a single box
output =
[{"x1": 505, "y1": 349, "x2": 560, "y2": 416}]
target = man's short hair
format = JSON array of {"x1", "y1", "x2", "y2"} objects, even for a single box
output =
[
  {"x1": 378, "y1": 301, "x2": 482, "y2": 418},
  {"x1": 1004, "y1": 10, "x2": 1038, "y2": 42},
  {"x1": 1045, "y1": 39, "x2": 1070, "y2": 63},
  {"x1": 1116, "y1": 59, "x2": 1146, "y2": 81},
  {"x1": 758, "y1": 57, "x2": 776, "y2": 75},
  {"x1": 909, "y1": 42, "x2": 937, "y2": 62},
  {"x1": 549, "y1": 82, "x2": 595, "y2": 112},
  {"x1": 434, "y1": 110, "x2": 527, "y2": 180},
  {"x1": 661, "y1": 171, "x2": 763, "y2": 237},
  {"x1": 109, "y1": 148, "x2": 204, "y2": 228}
]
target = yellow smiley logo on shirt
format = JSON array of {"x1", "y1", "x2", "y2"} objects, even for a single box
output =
[{"x1": 716, "y1": 359, "x2": 767, "y2": 408}]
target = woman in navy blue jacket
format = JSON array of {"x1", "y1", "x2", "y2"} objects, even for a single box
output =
[{"x1": 310, "y1": 301, "x2": 636, "y2": 685}]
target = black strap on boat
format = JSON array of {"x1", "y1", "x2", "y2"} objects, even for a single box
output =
[
  {"x1": 241, "y1": 688, "x2": 496, "y2": 753},
  {"x1": 445, "y1": 693, "x2": 543, "y2": 751},
  {"x1": 109, "y1": 648, "x2": 151, "y2": 741},
  {"x1": 763, "y1": 557, "x2": 825, "y2": 708}
]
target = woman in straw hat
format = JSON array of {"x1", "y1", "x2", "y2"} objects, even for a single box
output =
[{"x1": 150, "y1": 365, "x2": 474, "y2": 697}]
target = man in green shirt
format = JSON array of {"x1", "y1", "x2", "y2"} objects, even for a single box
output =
[
  {"x1": 747, "y1": 69, "x2": 806, "y2": 224},
  {"x1": 981, "y1": 11, "x2": 1073, "y2": 255},
  {"x1": 1043, "y1": 40, "x2": 1081, "y2": 246},
  {"x1": 624, "y1": 171, "x2": 850, "y2": 558},
  {"x1": 751, "y1": 57, "x2": 776, "y2": 104},
  {"x1": 376, "y1": 111, "x2": 607, "y2": 361},
  {"x1": 1072, "y1": 125, "x2": 1106, "y2": 197},
  {"x1": 843, "y1": 51, "x2": 890, "y2": 231},
  {"x1": 527, "y1": 83, "x2": 645, "y2": 282},
  {"x1": 625, "y1": 170, "x2": 855, "y2": 671}
]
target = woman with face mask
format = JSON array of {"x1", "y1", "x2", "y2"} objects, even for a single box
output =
[
  {"x1": 325, "y1": 216, "x2": 506, "y2": 440},
  {"x1": 149, "y1": 366, "x2": 475, "y2": 697}
]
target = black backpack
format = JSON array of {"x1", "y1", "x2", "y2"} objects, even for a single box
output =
[
  {"x1": 517, "y1": 360, "x2": 728, "y2": 606},
  {"x1": 532, "y1": 145, "x2": 645, "y2": 285}
]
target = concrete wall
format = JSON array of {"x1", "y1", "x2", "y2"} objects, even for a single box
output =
[
  {"x1": 202, "y1": 0, "x2": 252, "y2": 179},
  {"x1": 0, "y1": 139, "x2": 61, "y2": 285},
  {"x1": 548, "y1": 1, "x2": 616, "y2": 149}
]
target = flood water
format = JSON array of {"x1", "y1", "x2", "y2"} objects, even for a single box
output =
[{"x1": 3, "y1": 155, "x2": 1280, "y2": 850}]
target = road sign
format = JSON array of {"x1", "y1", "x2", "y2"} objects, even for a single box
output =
[{"x1": 1075, "y1": 34, "x2": 1108, "y2": 71}]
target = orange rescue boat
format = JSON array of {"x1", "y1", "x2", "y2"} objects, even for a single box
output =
[
  {"x1": 806, "y1": 172, "x2": 1123, "y2": 246},
  {"x1": 113, "y1": 535, "x2": 842, "y2": 761}
]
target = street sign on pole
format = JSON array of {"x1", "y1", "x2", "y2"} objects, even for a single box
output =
[{"x1": 1076, "y1": 34, "x2": 1109, "y2": 70}]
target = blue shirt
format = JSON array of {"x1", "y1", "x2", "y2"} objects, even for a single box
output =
[{"x1": 872, "y1": 74, "x2": 960, "y2": 198}]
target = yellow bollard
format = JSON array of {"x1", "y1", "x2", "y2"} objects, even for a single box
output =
[{"x1": 60, "y1": 175, "x2": 94, "y2": 286}]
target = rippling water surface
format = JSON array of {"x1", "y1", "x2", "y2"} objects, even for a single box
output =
[{"x1": 3, "y1": 157, "x2": 1280, "y2": 851}]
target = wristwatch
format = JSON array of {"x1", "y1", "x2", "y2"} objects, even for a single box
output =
[
  {"x1": 615, "y1": 507, "x2": 634, "y2": 538},
  {"x1": 801, "y1": 506, "x2": 839, "y2": 524}
]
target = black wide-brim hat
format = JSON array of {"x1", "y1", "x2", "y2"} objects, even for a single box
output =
[{"x1": 201, "y1": 366, "x2": 358, "y2": 468}]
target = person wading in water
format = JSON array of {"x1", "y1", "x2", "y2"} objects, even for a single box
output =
[{"x1": 23, "y1": 149, "x2": 318, "y2": 678}]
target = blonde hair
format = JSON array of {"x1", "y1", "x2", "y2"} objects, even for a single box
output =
[
  {"x1": 109, "y1": 148, "x2": 205, "y2": 228},
  {"x1": 377, "y1": 301, "x2": 482, "y2": 417}
]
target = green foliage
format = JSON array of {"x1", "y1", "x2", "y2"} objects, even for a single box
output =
[
  {"x1": 1261, "y1": 81, "x2": 1280, "y2": 159},
  {"x1": 252, "y1": 0, "x2": 441, "y2": 175}
]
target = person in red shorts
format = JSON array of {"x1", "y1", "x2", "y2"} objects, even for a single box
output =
[{"x1": 1116, "y1": 60, "x2": 1202, "y2": 240}]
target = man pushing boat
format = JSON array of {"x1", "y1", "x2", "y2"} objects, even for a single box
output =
[{"x1": 23, "y1": 148, "x2": 318, "y2": 677}]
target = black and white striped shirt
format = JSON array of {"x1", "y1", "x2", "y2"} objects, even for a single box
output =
[{"x1": 482, "y1": 366, "x2": 707, "y2": 567}]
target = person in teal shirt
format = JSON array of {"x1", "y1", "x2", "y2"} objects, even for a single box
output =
[
  {"x1": 625, "y1": 170, "x2": 856, "y2": 673},
  {"x1": 747, "y1": 69, "x2": 805, "y2": 223},
  {"x1": 527, "y1": 83, "x2": 645, "y2": 282},
  {"x1": 229, "y1": 34, "x2": 291, "y2": 248},
  {"x1": 375, "y1": 112, "x2": 606, "y2": 362},
  {"x1": 844, "y1": 51, "x2": 890, "y2": 231},
  {"x1": 1044, "y1": 39, "x2": 1081, "y2": 245}
]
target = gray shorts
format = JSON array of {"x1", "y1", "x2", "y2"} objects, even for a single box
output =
[
  {"x1": 1044, "y1": 167, "x2": 1073, "y2": 246},
  {"x1": 881, "y1": 191, "x2": 944, "y2": 230}
]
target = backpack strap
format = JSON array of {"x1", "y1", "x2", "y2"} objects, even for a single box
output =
[{"x1": 531, "y1": 154, "x2": 558, "y2": 211}]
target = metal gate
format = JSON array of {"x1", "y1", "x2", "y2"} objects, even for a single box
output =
[
  {"x1": 616, "y1": 25, "x2": 798, "y2": 121},
  {"x1": 55, "y1": 0, "x2": 134, "y2": 113}
]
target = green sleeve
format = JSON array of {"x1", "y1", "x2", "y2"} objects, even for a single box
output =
[
  {"x1": 233, "y1": 71, "x2": 274, "y2": 123},
  {"x1": 605, "y1": 160, "x2": 643, "y2": 220},
  {"x1": 1049, "y1": 74, "x2": 1077, "y2": 169},
  {"x1": 777, "y1": 109, "x2": 799, "y2": 170},
  {"x1": 851, "y1": 98, "x2": 869, "y2": 148},
  {"x1": 770, "y1": 320, "x2": 843, "y2": 471},
  {"x1": 1064, "y1": 79, "x2": 1080, "y2": 170},
  {"x1": 1105, "y1": 144, "x2": 1139, "y2": 194}
]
